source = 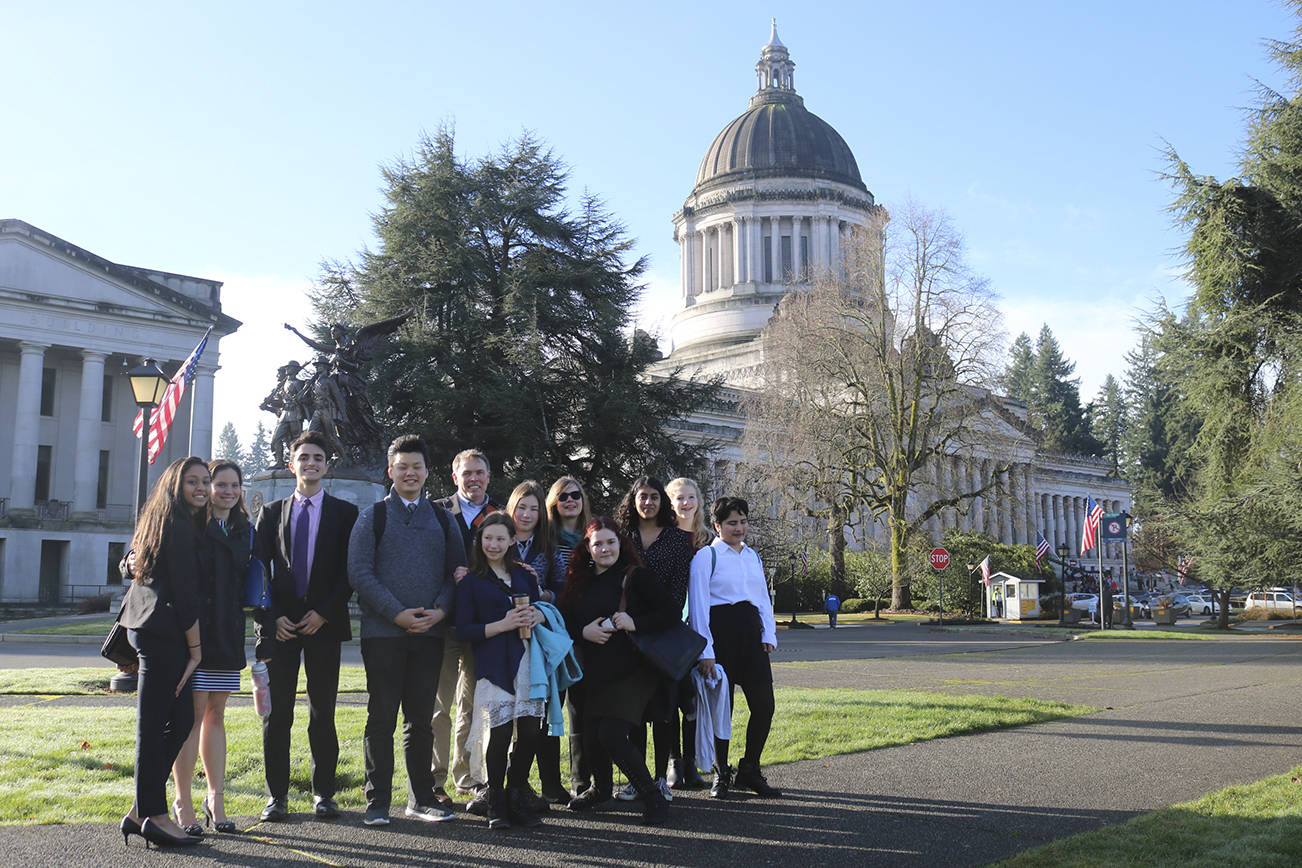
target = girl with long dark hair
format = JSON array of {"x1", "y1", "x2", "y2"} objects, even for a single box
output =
[
  {"x1": 613, "y1": 476, "x2": 699, "y2": 798},
  {"x1": 117, "y1": 456, "x2": 209, "y2": 849}
]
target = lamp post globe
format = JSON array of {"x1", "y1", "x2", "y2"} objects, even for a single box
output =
[{"x1": 126, "y1": 358, "x2": 170, "y2": 519}]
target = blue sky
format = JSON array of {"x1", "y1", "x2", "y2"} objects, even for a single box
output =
[{"x1": 3, "y1": 0, "x2": 1296, "y2": 441}]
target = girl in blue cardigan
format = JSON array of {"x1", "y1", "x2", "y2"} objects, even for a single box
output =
[{"x1": 455, "y1": 512, "x2": 545, "y2": 830}]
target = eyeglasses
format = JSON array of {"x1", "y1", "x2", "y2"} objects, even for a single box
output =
[{"x1": 557, "y1": 490, "x2": 583, "y2": 502}]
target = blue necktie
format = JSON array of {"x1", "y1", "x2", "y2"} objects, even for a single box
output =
[{"x1": 293, "y1": 499, "x2": 312, "y2": 598}]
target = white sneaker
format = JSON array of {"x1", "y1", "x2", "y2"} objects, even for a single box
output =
[
  {"x1": 656, "y1": 777, "x2": 673, "y2": 801},
  {"x1": 614, "y1": 782, "x2": 639, "y2": 801}
]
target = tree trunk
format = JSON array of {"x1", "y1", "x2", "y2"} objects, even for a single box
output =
[
  {"x1": 828, "y1": 510, "x2": 847, "y2": 588},
  {"x1": 889, "y1": 507, "x2": 912, "y2": 610}
]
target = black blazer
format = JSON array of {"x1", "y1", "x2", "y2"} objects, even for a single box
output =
[
  {"x1": 201, "y1": 516, "x2": 252, "y2": 671},
  {"x1": 119, "y1": 516, "x2": 203, "y2": 644},
  {"x1": 254, "y1": 491, "x2": 359, "y2": 659}
]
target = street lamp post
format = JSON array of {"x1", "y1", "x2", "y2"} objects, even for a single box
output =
[
  {"x1": 126, "y1": 358, "x2": 170, "y2": 520},
  {"x1": 1056, "y1": 542, "x2": 1070, "y2": 626}
]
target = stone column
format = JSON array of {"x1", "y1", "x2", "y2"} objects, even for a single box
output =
[
  {"x1": 735, "y1": 217, "x2": 748, "y2": 284},
  {"x1": 679, "y1": 229, "x2": 690, "y2": 300},
  {"x1": 1040, "y1": 492, "x2": 1051, "y2": 543},
  {"x1": 188, "y1": 361, "x2": 218, "y2": 460},
  {"x1": 981, "y1": 459, "x2": 995, "y2": 536},
  {"x1": 9, "y1": 341, "x2": 49, "y2": 510},
  {"x1": 72, "y1": 349, "x2": 109, "y2": 515},
  {"x1": 998, "y1": 468, "x2": 1012, "y2": 543},
  {"x1": 1020, "y1": 468, "x2": 1031, "y2": 543},
  {"x1": 793, "y1": 216, "x2": 805, "y2": 281},
  {"x1": 771, "y1": 217, "x2": 782, "y2": 283},
  {"x1": 699, "y1": 229, "x2": 709, "y2": 296}
]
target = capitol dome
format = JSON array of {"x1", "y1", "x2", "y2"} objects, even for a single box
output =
[
  {"x1": 693, "y1": 89, "x2": 866, "y2": 194},
  {"x1": 662, "y1": 22, "x2": 880, "y2": 378}
]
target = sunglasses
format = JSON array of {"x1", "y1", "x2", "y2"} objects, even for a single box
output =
[{"x1": 557, "y1": 490, "x2": 583, "y2": 502}]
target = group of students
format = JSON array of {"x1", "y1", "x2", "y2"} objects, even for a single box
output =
[{"x1": 114, "y1": 428, "x2": 781, "y2": 848}]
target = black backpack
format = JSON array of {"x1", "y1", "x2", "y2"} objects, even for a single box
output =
[{"x1": 372, "y1": 498, "x2": 454, "y2": 545}]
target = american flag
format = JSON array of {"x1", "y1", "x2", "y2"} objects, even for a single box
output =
[
  {"x1": 1034, "y1": 530, "x2": 1051, "y2": 573},
  {"x1": 979, "y1": 555, "x2": 991, "y2": 585},
  {"x1": 1080, "y1": 495, "x2": 1104, "y2": 555},
  {"x1": 1177, "y1": 554, "x2": 1194, "y2": 584},
  {"x1": 132, "y1": 328, "x2": 211, "y2": 464}
]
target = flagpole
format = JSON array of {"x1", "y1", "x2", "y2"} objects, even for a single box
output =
[
  {"x1": 1097, "y1": 537, "x2": 1105, "y2": 630},
  {"x1": 186, "y1": 366, "x2": 198, "y2": 457}
]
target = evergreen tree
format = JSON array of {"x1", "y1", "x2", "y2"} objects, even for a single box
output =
[
  {"x1": 1001, "y1": 332, "x2": 1036, "y2": 405},
  {"x1": 215, "y1": 422, "x2": 243, "y2": 465},
  {"x1": 244, "y1": 422, "x2": 272, "y2": 478},
  {"x1": 313, "y1": 127, "x2": 718, "y2": 507},
  {"x1": 1090, "y1": 375, "x2": 1126, "y2": 477},
  {"x1": 1160, "y1": 6, "x2": 1302, "y2": 622},
  {"x1": 1031, "y1": 325, "x2": 1099, "y2": 455}
]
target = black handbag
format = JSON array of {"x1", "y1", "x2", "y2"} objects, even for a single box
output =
[
  {"x1": 101, "y1": 619, "x2": 136, "y2": 668},
  {"x1": 620, "y1": 570, "x2": 707, "y2": 681},
  {"x1": 242, "y1": 526, "x2": 271, "y2": 610}
]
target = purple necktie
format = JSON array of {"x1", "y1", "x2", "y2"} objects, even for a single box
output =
[{"x1": 292, "y1": 499, "x2": 312, "y2": 598}]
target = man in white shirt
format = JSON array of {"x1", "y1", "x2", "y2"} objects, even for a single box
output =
[{"x1": 688, "y1": 497, "x2": 782, "y2": 800}]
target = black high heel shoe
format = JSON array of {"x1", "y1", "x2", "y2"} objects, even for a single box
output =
[
  {"x1": 173, "y1": 801, "x2": 203, "y2": 837},
  {"x1": 119, "y1": 815, "x2": 142, "y2": 847},
  {"x1": 140, "y1": 818, "x2": 201, "y2": 848},
  {"x1": 202, "y1": 796, "x2": 238, "y2": 834}
]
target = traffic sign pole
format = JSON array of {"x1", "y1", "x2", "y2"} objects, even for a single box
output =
[{"x1": 930, "y1": 548, "x2": 950, "y2": 627}]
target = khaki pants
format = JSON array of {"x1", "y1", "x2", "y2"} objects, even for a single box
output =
[{"x1": 431, "y1": 631, "x2": 480, "y2": 791}]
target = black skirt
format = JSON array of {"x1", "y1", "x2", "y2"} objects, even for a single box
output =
[{"x1": 709, "y1": 602, "x2": 772, "y2": 688}]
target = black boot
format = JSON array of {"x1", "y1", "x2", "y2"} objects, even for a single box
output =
[
  {"x1": 626, "y1": 765, "x2": 668, "y2": 826},
  {"x1": 568, "y1": 733, "x2": 591, "y2": 795},
  {"x1": 567, "y1": 785, "x2": 612, "y2": 812},
  {"x1": 486, "y1": 786, "x2": 510, "y2": 830},
  {"x1": 668, "y1": 756, "x2": 707, "y2": 790},
  {"x1": 507, "y1": 787, "x2": 543, "y2": 828},
  {"x1": 734, "y1": 759, "x2": 782, "y2": 797},
  {"x1": 710, "y1": 763, "x2": 732, "y2": 799},
  {"x1": 536, "y1": 734, "x2": 568, "y2": 803}
]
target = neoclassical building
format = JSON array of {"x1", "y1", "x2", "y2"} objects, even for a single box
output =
[
  {"x1": 653, "y1": 25, "x2": 1130, "y2": 575},
  {"x1": 0, "y1": 220, "x2": 237, "y2": 604}
]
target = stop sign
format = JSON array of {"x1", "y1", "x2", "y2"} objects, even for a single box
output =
[{"x1": 930, "y1": 547, "x2": 950, "y2": 570}]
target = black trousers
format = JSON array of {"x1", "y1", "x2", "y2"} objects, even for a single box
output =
[
  {"x1": 361, "y1": 634, "x2": 444, "y2": 810},
  {"x1": 488, "y1": 716, "x2": 540, "y2": 790},
  {"x1": 262, "y1": 633, "x2": 341, "y2": 800},
  {"x1": 128, "y1": 629, "x2": 193, "y2": 818}
]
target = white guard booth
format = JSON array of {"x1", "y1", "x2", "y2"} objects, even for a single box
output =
[{"x1": 988, "y1": 573, "x2": 1045, "y2": 621}]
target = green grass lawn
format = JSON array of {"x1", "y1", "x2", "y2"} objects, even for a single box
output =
[
  {"x1": 997, "y1": 765, "x2": 1302, "y2": 867},
  {"x1": 0, "y1": 668, "x2": 1092, "y2": 825}
]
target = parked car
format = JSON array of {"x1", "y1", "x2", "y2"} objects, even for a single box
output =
[
  {"x1": 1067, "y1": 593, "x2": 1099, "y2": 616},
  {"x1": 1245, "y1": 591, "x2": 1299, "y2": 613},
  {"x1": 1185, "y1": 593, "x2": 1221, "y2": 616}
]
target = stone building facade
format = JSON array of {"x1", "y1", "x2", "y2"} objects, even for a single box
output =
[{"x1": 0, "y1": 220, "x2": 237, "y2": 604}]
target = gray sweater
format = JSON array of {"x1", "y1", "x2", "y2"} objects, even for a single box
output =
[{"x1": 348, "y1": 491, "x2": 466, "y2": 639}]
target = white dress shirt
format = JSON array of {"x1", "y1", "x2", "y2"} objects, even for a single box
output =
[{"x1": 688, "y1": 537, "x2": 778, "y2": 659}]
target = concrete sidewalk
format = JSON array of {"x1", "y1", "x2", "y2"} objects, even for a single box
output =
[{"x1": 1, "y1": 624, "x2": 1299, "y2": 865}]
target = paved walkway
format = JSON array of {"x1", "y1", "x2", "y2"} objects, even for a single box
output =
[{"x1": 1, "y1": 621, "x2": 1300, "y2": 865}]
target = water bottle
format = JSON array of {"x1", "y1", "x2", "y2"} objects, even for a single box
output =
[{"x1": 251, "y1": 661, "x2": 271, "y2": 718}]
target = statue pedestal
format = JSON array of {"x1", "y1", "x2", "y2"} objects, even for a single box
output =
[{"x1": 246, "y1": 469, "x2": 386, "y2": 516}]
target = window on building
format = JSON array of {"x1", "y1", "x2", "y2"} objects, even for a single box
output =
[
  {"x1": 97, "y1": 451, "x2": 110, "y2": 509},
  {"x1": 106, "y1": 542, "x2": 126, "y2": 585},
  {"x1": 39, "y1": 540, "x2": 67, "y2": 603},
  {"x1": 35, "y1": 445, "x2": 52, "y2": 502},
  {"x1": 40, "y1": 367, "x2": 56, "y2": 416},
  {"x1": 101, "y1": 374, "x2": 113, "y2": 422},
  {"x1": 763, "y1": 236, "x2": 773, "y2": 283},
  {"x1": 800, "y1": 236, "x2": 810, "y2": 280},
  {"x1": 780, "y1": 235, "x2": 793, "y2": 281}
]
